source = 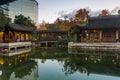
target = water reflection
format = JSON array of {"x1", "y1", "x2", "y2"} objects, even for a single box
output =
[
  {"x1": 66, "y1": 49, "x2": 120, "y2": 77},
  {"x1": 0, "y1": 53, "x2": 38, "y2": 80},
  {"x1": 0, "y1": 48, "x2": 120, "y2": 80},
  {"x1": 34, "y1": 48, "x2": 120, "y2": 80},
  {"x1": 63, "y1": 53, "x2": 120, "y2": 76}
]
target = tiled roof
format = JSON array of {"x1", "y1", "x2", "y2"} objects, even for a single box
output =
[
  {"x1": 6, "y1": 23, "x2": 35, "y2": 33},
  {"x1": 36, "y1": 30, "x2": 68, "y2": 34},
  {"x1": 77, "y1": 15, "x2": 120, "y2": 30}
]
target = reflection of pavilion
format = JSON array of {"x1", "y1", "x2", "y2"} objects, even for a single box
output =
[
  {"x1": 0, "y1": 55, "x2": 37, "y2": 80},
  {"x1": 36, "y1": 30, "x2": 68, "y2": 41},
  {"x1": 66, "y1": 49, "x2": 120, "y2": 77},
  {"x1": 68, "y1": 15, "x2": 120, "y2": 50},
  {"x1": 0, "y1": 23, "x2": 35, "y2": 56},
  {"x1": 34, "y1": 48, "x2": 120, "y2": 77}
]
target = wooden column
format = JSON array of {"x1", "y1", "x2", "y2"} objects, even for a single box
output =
[
  {"x1": 20, "y1": 32, "x2": 22, "y2": 42},
  {"x1": 24, "y1": 33, "x2": 26, "y2": 41},
  {"x1": 116, "y1": 30, "x2": 118, "y2": 40},
  {"x1": 100, "y1": 30, "x2": 102, "y2": 42},
  {"x1": 46, "y1": 41, "x2": 48, "y2": 49},
  {"x1": 28, "y1": 33, "x2": 30, "y2": 41}
]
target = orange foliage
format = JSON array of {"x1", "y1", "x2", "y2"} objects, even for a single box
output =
[
  {"x1": 37, "y1": 25, "x2": 47, "y2": 30},
  {"x1": 75, "y1": 9, "x2": 89, "y2": 21}
]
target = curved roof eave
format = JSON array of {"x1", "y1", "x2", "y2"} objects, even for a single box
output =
[
  {"x1": 77, "y1": 15, "x2": 120, "y2": 30},
  {"x1": 7, "y1": 23, "x2": 35, "y2": 33}
]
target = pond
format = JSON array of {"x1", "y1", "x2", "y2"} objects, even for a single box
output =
[{"x1": 0, "y1": 48, "x2": 120, "y2": 80}]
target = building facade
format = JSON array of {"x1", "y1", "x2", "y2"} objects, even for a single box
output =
[
  {"x1": 77, "y1": 15, "x2": 120, "y2": 43},
  {"x1": 0, "y1": 4, "x2": 9, "y2": 16},
  {"x1": 0, "y1": 23, "x2": 34, "y2": 56},
  {"x1": 8, "y1": 0, "x2": 38, "y2": 23},
  {"x1": 0, "y1": 0, "x2": 38, "y2": 23}
]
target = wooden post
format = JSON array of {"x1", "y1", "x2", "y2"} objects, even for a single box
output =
[
  {"x1": 100, "y1": 30, "x2": 102, "y2": 42},
  {"x1": 15, "y1": 32, "x2": 17, "y2": 42},
  {"x1": 116, "y1": 30, "x2": 118, "y2": 41},
  {"x1": 20, "y1": 32, "x2": 21, "y2": 42},
  {"x1": 24, "y1": 33, "x2": 26, "y2": 41},
  {"x1": 46, "y1": 41, "x2": 48, "y2": 48}
]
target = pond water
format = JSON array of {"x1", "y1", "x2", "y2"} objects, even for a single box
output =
[{"x1": 0, "y1": 48, "x2": 120, "y2": 80}]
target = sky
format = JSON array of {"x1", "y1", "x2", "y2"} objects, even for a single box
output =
[{"x1": 37, "y1": 0, "x2": 120, "y2": 23}]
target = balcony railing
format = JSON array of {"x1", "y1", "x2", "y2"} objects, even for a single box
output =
[{"x1": 0, "y1": 42, "x2": 31, "y2": 47}]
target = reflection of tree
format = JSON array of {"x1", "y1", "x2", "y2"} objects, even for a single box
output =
[
  {"x1": 0, "y1": 55, "x2": 37, "y2": 80},
  {"x1": 62, "y1": 55, "x2": 89, "y2": 76},
  {"x1": 31, "y1": 48, "x2": 68, "y2": 59},
  {"x1": 31, "y1": 48, "x2": 120, "y2": 77},
  {"x1": 79, "y1": 67, "x2": 88, "y2": 74},
  {"x1": 62, "y1": 60, "x2": 77, "y2": 75},
  {"x1": 41, "y1": 59, "x2": 46, "y2": 63},
  {"x1": 63, "y1": 53, "x2": 120, "y2": 76},
  {"x1": 14, "y1": 61, "x2": 37, "y2": 78}
]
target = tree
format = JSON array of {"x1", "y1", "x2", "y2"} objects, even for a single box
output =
[
  {"x1": 14, "y1": 14, "x2": 35, "y2": 27},
  {"x1": 75, "y1": 9, "x2": 89, "y2": 27},
  {"x1": 99, "y1": 9, "x2": 110, "y2": 16},
  {"x1": 0, "y1": 9, "x2": 8, "y2": 31},
  {"x1": 75, "y1": 9, "x2": 89, "y2": 22},
  {"x1": 37, "y1": 22, "x2": 47, "y2": 31},
  {"x1": 54, "y1": 17, "x2": 72, "y2": 31},
  {"x1": 118, "y1": 10, "x2": 120, "y2": 15}
]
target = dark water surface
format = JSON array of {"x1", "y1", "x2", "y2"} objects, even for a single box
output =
[{"x1": 0, "y1": 48, "x2": 120, "y2": 80}]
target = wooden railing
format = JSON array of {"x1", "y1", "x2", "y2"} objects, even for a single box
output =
[{"x1": 68, "y1": 42, "x2": 120, "y2": 50}]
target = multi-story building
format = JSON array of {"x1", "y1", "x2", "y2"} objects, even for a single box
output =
[
  {"x1": 0, "y1": 4, "x2": 9, "y2": 16},
  {"x1": 8, "y1": 0, "x2": 38, "y2": 23},
  {"x1": 0, "y1": 0, "x2": 38, "y2": 23}
]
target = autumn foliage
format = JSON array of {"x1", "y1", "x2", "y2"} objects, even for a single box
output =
[
  {"x1": 37, "y1": 25, "x2": 47, "y2": 30},
  {"x1": 99, "y1": 9, "x2": 110, "y2": 16},
  {"x1": 46, "y1": 8, "x2": 120, "y2": 35},
  {"x1": 75, "y1": 9, "x2": 89, "y2": 21}
]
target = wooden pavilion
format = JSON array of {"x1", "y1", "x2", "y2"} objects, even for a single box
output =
[
  {"x1": 36, "y1": 30, "x2": 68, "y2": 41},
  {"x1": 76, "y1": 15, "x2": 120, "y2": 43},
  {"x1": 0, "y1": 23, "x2": 35, "y2": 56},
  {"x1": 36, "y1": 30, "x2": 68, "y2": 47},
  {"x1": 68, "y1": 15, "x2": 120, "y2": 50}
]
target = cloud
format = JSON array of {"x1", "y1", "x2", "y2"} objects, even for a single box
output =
[
  {"x1": 58, "y1": 7, "x2": 94, "y2": 18},
  {"x1": 61, "y1": 10, "x2": 77, "y2": 18},
  {"x1": 89, "y1": 10, "x2": 101, "y2": 16},
  {"x1": 110, "y1": 6, "x2": 120, "y2": 15},
  {"x1": 58, "y1": 9, "x2": 77, "y2": 19},
  {"x1": 58, "y1": 10, "x2": 67, "y2": 15},
  {"x1": 58, "y1": 7, "x2": 120, "y2": 19},
  {"x1": 89, "y1": 7, "x2": 120, "y2": 16}
]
